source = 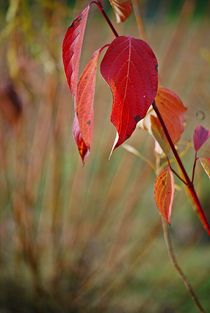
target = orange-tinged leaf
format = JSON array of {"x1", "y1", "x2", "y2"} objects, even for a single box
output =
[
  {"x1": 155, "y1": 87, "x2": 187, "y2": 144},
  {"x1": 109, "y1": 0, "x2": 132, "y2": 23},
  {"x1": 154, "y1": 166, "x2": 175, "y2": 224},
  {"x1": 150, "y1": 115, "x2": 170, "y2": 155},
  {"x1": 199, "y1": 157, "x2": 210, "y2": 178}
]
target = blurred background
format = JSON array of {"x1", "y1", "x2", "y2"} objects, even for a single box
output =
[{"x1": 0, "y1": 0, "x2": 210, "y2": 312}]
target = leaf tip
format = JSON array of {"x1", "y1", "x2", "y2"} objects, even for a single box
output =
[{"x1": 193, "y1": 125, "x2": 210, "y2": 152}]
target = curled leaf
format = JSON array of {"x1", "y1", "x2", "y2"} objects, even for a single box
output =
[
  {"x1": 199, "y1": 157, "x2": 210, "y2": 178},
  {"x1": 109, "y1": 0, "x2": 132, "y2": 23},
  {"x1": 154, "y1": 166, "x2": 175, "y2": 224},
  {"x1": 100, "y1": 36, "x2": 158, "y2": 153},
  {"x1": 62, "y1": 6, "x2": 90, "y2": 96},
  {"x1": 193, "y1": 125, "x2": 210, "y2": 152},
  {"x1": 62, "y1": 5, "x2": 92, "y2": 162}
]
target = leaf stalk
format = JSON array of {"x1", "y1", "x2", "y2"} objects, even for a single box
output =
[
  {"x1": 161, "y1": 217, "x2": 206, "y2": 313},
  {"x1": 90, "y1": 1, "x2": 119, "y2": 38}
]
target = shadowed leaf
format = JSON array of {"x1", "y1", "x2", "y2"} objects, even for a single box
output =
[
  {"x1": 154, "y1": 166, "x2": 174, "y2": 224},
  {"x1": 100, "y1": 36, "x2": 158, "y2": 153},
  {"x1": 150, "y1": 115, "x2": 170, "y2": 155},
  {"x1": 109, "y1": 0, "x2": 132, "y2": 23}
]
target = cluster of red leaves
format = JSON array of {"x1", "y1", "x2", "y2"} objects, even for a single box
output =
[
  {"x1": 62, "y1": 1, "x2": 210, "y2": 233},
  {"x1": 62, "y1": 2, "x2": 158, "y2": 162}
]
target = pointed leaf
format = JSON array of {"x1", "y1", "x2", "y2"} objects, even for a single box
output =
[
  {"x1": 155, "y1": 87, "x2": 187, "y2": 144},
  {"x1": 62, "y1": 5, "x2": 90, "y2": 97},
  {"x1": 109, "y1": 0, "x2": 132, "y2": 23},
  {"x1": 100, "y1": 36, "x2": 158, "y2": 152},
  {"x1": 76, "y1": 47, "x2": 104, "y2": 149},
  {"x1": 154, "y1": 166, "x2": 175, "y2": 224},
  {"x1": 199, "y1": 157, "x2": 210, "y2": 178},
  {"x1": 72, "y1": 115, "x2": 89, "y2": 163},
  {"x1": 193, "y1": 125, "x2": 210, "y2": 152}
]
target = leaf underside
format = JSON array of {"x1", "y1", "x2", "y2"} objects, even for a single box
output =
[
  {"x1": 154, "y1": 166, "x2": 175, "y2": 224},
  {"x1": 109, "y1": 0, "x2": 132, "y2": 23},
  {"x1": 100, "y1": 36, "x2": 158, "y2": 153},
  {"x1": 199, "y1": 157, "x2": 210, "y2": 178}
]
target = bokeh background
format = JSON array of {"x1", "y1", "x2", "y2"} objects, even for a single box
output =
[{"x1": 0, "y1": 0, "x2": 210, "y2": 312}]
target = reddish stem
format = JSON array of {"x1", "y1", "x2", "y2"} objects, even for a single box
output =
[
  {"x1": 152, "y1": 101, "x2": 210, "y2": 235},
  {"x1": 90, "y1": 1, "x2": 119, "y2": 38},
  {"x1": 192, "y1": 152, "x2": 198, "y2": 183}
]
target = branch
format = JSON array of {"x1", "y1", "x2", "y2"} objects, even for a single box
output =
[{"x1": 161, "y1": 218, "x2": 206, "y2": 313}]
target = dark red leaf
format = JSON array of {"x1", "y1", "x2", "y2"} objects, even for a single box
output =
[
  {"x1": 62, "y1": 5, "x2": 90, "y2": 97},
  {"x1": 100, "y1": 36, "x2": 158, "y2": 152},
  {"x1": 193, "y1": 125, "x2": 210, "y2": 152},
  {"x1": 76, "y1": 47, "x2": 104, "y2": 150},
  {"x1": 109, "y1": 0, "x2": 132, "y2": 23},
  {"x1": 154, "y1": 166, "x2": 174, "y2": 224}
]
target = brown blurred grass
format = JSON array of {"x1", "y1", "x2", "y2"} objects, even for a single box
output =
[{"x1": 0, "y1": 0, "x2": 210, "y2": 312}]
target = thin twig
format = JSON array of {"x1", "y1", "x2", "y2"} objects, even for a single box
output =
[
  {"x1": 192, "y1": 152, "x2": 198, "y2": 184},
  {"x1": 90, "y1": 0, "x2": 119, "y2": 38},
  {"x1": 161, "y1": 218, "x2": 206, "y2": 313},
  {"x1": 166, "y1": 157, "x2": 188, "y2": 185}
]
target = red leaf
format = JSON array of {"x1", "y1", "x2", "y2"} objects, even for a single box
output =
[
  {"x1": 72, "y1": 115, "x2": 89, "y2": 163},
  {"x1": 100, "y1": 36, "x2": 158, "y2": 152},
  {"x1": 155, "y1": 87, "x2": 187, "y2": 144},
  {"x1": 154, "y1": 166, "x2": 174, "y2": 224},
  {"x1": 193, "y1": 125, "x2": 210, "y2": 152},
  {"x1": 62, "y1": 5, "x2": 91, "y2": 162},
  {"x1": 109, "y1": 0, "x2": 132, "y2": 23},
  {"x1": 76, "y1": 47, "x2": 104, "y2": 150},
  {"x1": 199, "y1": 157, "x2": 210, "y2": 178},
  {"x1": 62, "y1": 5, "x2": 90, "y2": 97}
]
